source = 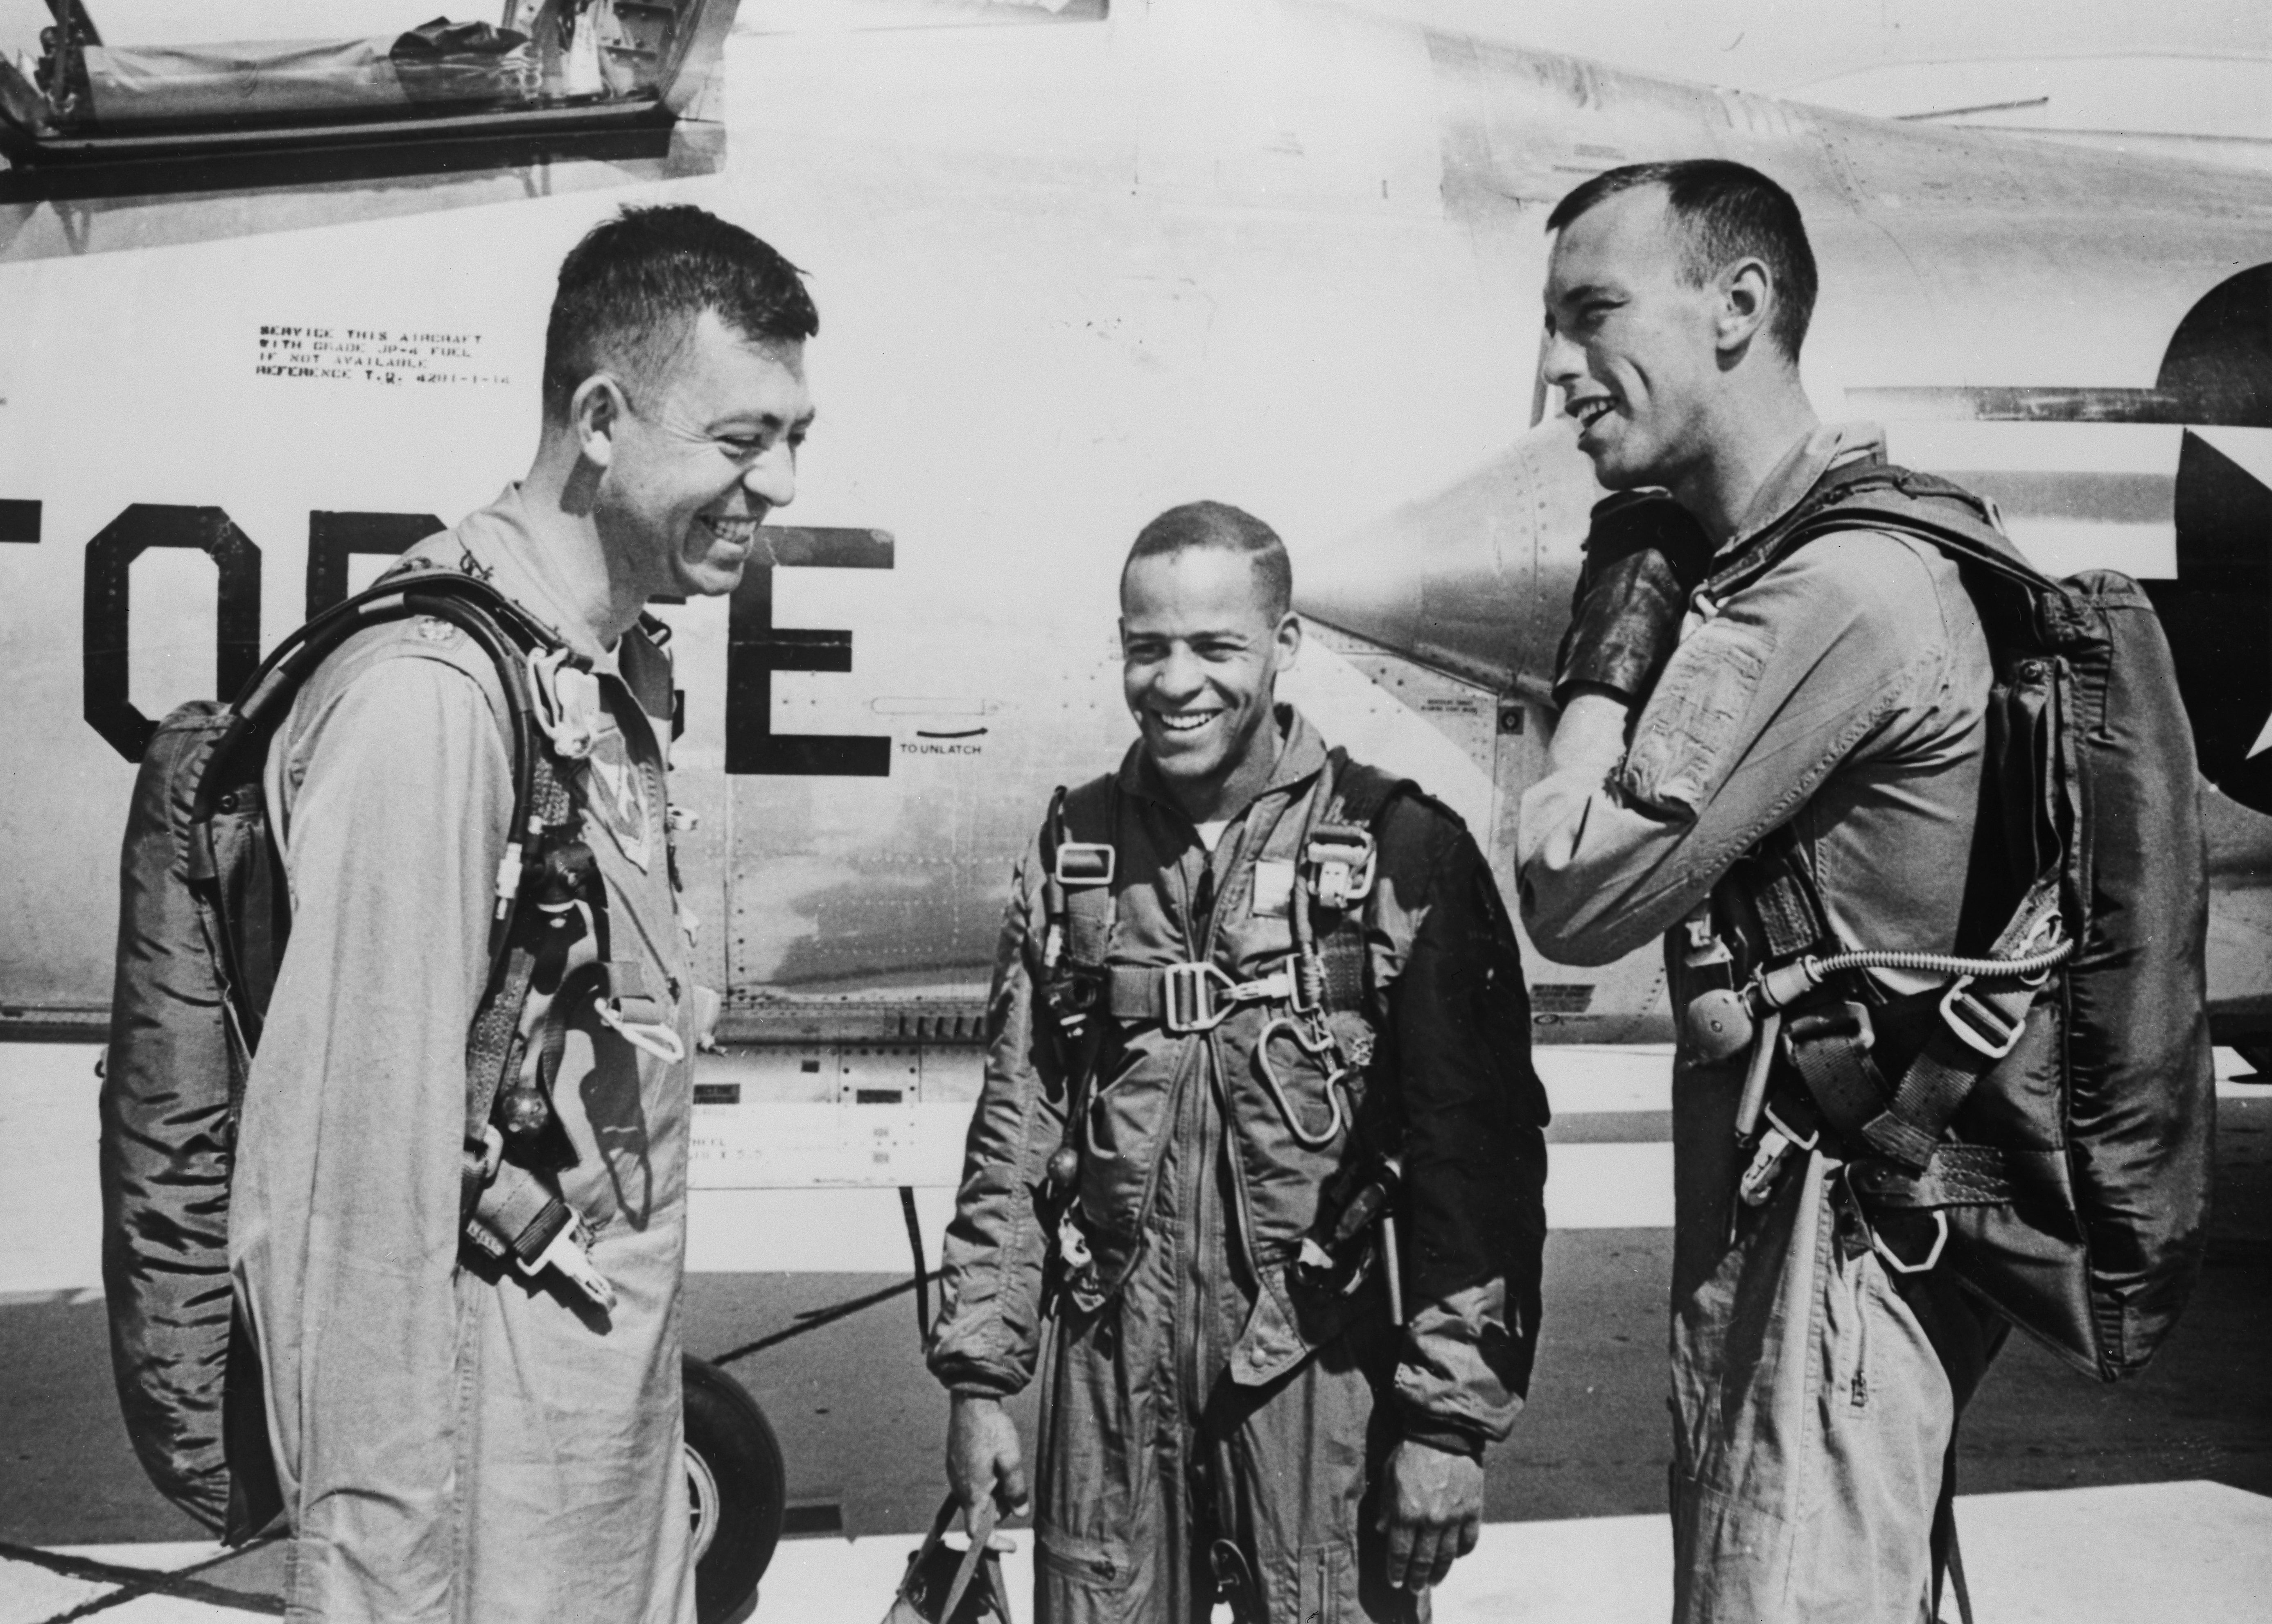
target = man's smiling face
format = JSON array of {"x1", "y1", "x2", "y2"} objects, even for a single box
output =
[
  {"x1": 1541, "y1": 185, "x2": 1724, "y2": 492},
  {"x1": 1119, "y1": 547, "x2": 1299, "y2": 801},
  {"x1": 600, "y1": 307, "x2": 815, "y2": 600}
]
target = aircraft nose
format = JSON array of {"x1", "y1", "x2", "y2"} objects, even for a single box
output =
[{"x1": 1292, "y1": 417, "x2": 1603, "y2": 699}]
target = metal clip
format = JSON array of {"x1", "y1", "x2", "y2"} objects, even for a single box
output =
[
  {"x1": 518, "y1": 1210, "x2": 617, "y2": 1311},
  {"x1": 1053, "y1": 842, "x2": 1115, "y2": 887},
  {"x1": 1162, "y1": 962, "x2": 1234, "y2": 1032},
  {"x1": 1303, "y1": 826, "x2": 1377, "y2": 910},
  {"x1": 1253, "y1": 1017, "x2": 1348, "y2": 1148},
  {"x1": 526, "y1": 646, "x2": 603, "y2": 760},
  {"x1": 1939, "y1": 978, "x2": 2025, "y2": 1059},
  {"x1": 1784, "y1": 999, "x2": 1874, "y2": 1056},
  {"x1": 594, "y1": 996, "x2": 687, "y2": 1063},
  {"x1": 1869, "y1": 1209, "x2": 1950, "y2": 1276},
  {"x1": 1159, "y1": 963, "x2": 1294, "y2": 1034},
  {"x1": 1737, "y1": 1099, "x2": 1819, "y2": 1208}
]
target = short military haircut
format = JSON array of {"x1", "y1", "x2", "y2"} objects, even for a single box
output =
[
  {"x1": 542, "y1": 204, "x2": 820, "y2": 420},
  {"x1": 1547, "y1": 159, "x2": 1818, "y2": 361},
  {"x1": 1122, "y1": 501, "x2": 1293, "y2": 622}
]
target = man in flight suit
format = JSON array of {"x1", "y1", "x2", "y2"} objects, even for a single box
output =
[
  {"x1": 930, "y1": 502, "x2": 1550, "y2": 1622},
  {"x1": 230, "y1": 206, "x2": 817, "y2": 1622},
  {"x1": 1517, "y1": 160, "x2": 2006, "y2": 1621}
]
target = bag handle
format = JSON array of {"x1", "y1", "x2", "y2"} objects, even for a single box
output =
[{"x1": 887, "y1": 1493, "x2": 1009, "y2": 1624}]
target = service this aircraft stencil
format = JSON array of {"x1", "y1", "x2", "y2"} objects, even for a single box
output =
[{"x1": 3, "y1": 0, "x2": 2271, "y2": 1198}]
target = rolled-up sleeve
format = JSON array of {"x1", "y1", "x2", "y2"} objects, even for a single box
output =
[
  {"x1": 927, "y1": 838, "x2": 1069, "y2": 1398},
  {"x1": 1378, "y1": 813, "x2": 1550, "y2": 1455},
  {"x1": 1518, "y1": 530, "x2": 1953, "y2": 965}
]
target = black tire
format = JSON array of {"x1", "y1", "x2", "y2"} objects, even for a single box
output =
[{"x1": 683, "y1": 1354, "x2": 786, "y2": 1624}]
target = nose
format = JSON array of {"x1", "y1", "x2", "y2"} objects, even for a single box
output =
[
  {"x1": 742, "y1": 442, "x2": 797, "y2": 511},
  {"x1": 1541, "y1": 327, "x2": 1585, "y2": 401},
  {"x1": 1153, "y1": 644, "x2": 1207, "y2": 703}
]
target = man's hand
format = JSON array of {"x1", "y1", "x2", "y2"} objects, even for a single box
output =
[
  {"x1": 1377, "y1": 1438, "x2": 1484, "y2": 1593},
  {"x1": 946, "y1": 1394, "x2": 1030, "y2": 1536},
  {"x1": 1550, "y1": 490, "x2": 1714, "y2": 711}
]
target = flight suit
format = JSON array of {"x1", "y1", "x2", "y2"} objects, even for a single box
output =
[
  {"x1": 1519, "y1": 424, "x2": 2007, "y2": 1622},
  {"x1": 230, "y1": 487, "x2": 700, "y2": 1624},
  {"x1": 930, "y1": 708, "x2": 1549, "y2": 1624}
]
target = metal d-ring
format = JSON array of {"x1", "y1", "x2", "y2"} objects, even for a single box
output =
[{"x1": 1254, "y1": 1017, "x2": 1348, "y2": 1148}]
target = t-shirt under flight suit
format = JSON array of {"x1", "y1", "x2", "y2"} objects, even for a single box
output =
[
  {"x1": 230, "y1": 487, "x2": 700, "y2": 1624},
  {"x1": 930, "y1": 707, "x2": 1549, "y2": 1624}
]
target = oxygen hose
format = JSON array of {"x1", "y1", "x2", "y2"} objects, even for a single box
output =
[
  {"x1": 1690, "y1": 936, "x2": 2076, "y2": 1069},
  {"x1": 1796, "y1": 941, "x2": 2073, "y2": 982}
]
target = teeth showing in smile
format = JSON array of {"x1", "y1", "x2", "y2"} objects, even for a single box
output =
[
  {"x1": 704, "y1": 517, "x2": 759, "y2": 546},
  {"x1": 1154, "y1": 711, "x2": 1218, "y2": 734},
  {"x1": 1572, "y1": 398, "x2": 1614, "y2": 431}
]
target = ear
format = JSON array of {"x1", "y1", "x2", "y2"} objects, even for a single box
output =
[
  {"x1": 1716, "y1": 258, "x2": 1774, "y2": 358},
  {"x1": 569, "y1": 374, "x2": 628, "y2": 468},
  {"x1": 1273, "y1": 611, "x2": 1303, "y2": 669}
]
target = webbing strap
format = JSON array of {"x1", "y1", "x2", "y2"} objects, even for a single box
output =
[
  {"x1": 1064, "y1": 884, "x2": 1113, "y2": 971},
  {"x1": 1790, "y1": 886, "x2": 2059, "y2": 1175},
  {"x1": 464, "y1": 1163, "x2": 573, "y2": 1265},
  {"x1": 1784, "y1": 1023, "x2": 1893, "y2": 1141},
  {"x1": 1737, "y1": 828, "x2": 1834, "y2": 961},
  {"x1": 1849, "y1": 1146, "x2": 2012, "y2": 1209},
  {"x1": 1871, "y1": 881, "x2": 2060, "y2": 1159},
  {"x1": 1104, "y1": 963, "x2": 1170, "y2": 1022},
  {"x1": 1052, "y1": 778, "x2": 1119, "y2": 977},
  {"x1": 1102, "y1": 961, "x2": 1300, "y2": 1028},
  {"x1": 1304, "y1": 749, "x2": 1411, "y2": 1015},
  {"x1": 459, "y1": 749, "x2": 578, "y2": 1222}
]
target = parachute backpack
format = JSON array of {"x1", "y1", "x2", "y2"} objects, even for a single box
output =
[
  {"x1": 1688, "y1": 460, "x2": 2216, "y2": 1380},
  {"x1": 102, "y1": 565, "x2": 640, "y2": 1539}
]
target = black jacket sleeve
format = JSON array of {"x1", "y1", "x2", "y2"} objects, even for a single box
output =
[
  {"x1": 1373, "y1": 803, "x2": 1552, "y2": 1454},
  {"x1": 1552, "y1": 489, "x2": 1716, "y2": 710}
]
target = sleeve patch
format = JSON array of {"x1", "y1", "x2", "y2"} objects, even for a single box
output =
[{"x1": 1617, "y1": 619, "x2": 1775, "y2": 814}]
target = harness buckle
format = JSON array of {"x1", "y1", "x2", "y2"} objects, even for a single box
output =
[
  {"x1": 1053, "y1": 842, "x2": 1115, "y2": 887},
  {"x1": 1939, "y1": 977, "x2": 2025, "y2": 1059},
  {"x1": 1303, "y1": 826, "x2": 1377, "y2": 910},
  {"x1": 1784, "y1": 999, "x2": 1873, "y2": 1056},
  {"x1": 1163, "y1": 962, "x2": 1237, "y2": 1033},
  {"x1": 1161, "y1": 962, "x2": 1298, "y2": 1033}
]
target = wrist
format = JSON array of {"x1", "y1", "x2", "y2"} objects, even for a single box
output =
[{"x1": 1396, "y1": 1422, "x2": 1485, "y2": 1463}]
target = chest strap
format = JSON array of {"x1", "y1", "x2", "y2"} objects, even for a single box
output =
[{"x1": 1104, "y1": 959, "x2": 1301, "y2": 1033}]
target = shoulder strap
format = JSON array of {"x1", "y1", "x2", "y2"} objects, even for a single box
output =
[
  {"x1": 1301, "y1": 749, "x2": 1415, "y2": 1015},
  {"x1": 1700, "y1": 458, "x2": 2056, "y2": 616},
  {"x1": 1051, "y1": 774, "x2": 1120, "y2": 972},
  {"x1": 1037, "y1": 773, "x2": 1120, "y2": 1040},
  {"x1": 188, "y1": 571, "x2": 603, "y2": 1247},
  {"x1": 192, "y1": 572, "x2": 562, "y2": 1043}
]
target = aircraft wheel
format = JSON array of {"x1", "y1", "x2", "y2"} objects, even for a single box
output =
[{"x1": 684, "y1": 1354, "x2": 786, "y2": 1624}]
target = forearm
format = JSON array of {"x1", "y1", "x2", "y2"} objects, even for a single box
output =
[
  {"x1": 1522, "y1": 535, "x2": 1942, "y2": 963},
  {"x1": 1387, "y1": 835, "x2": 1549, "y2": 1450},
  {"x1": 928, "y1": 858, "x2": 1066, "y2": 1396}
]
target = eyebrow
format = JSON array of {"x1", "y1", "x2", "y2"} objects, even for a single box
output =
[
  {"x1": 1550, "y1": 279, "x2": 1618, "y2": 305},
  {"x1": 710, "y1": 407, "x2": 817, "y2": 433}
]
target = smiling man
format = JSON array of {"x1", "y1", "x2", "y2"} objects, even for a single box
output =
[
  {"x1": 1518, "y1": 162, "x2": 2007, "y2": 1622},
  {"x1": 930, "y1": 502, "x2": 1549, "y2": 1622},
  {"x1": 230, "y1": 205, "x2": 814, "y2": 1622}
]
